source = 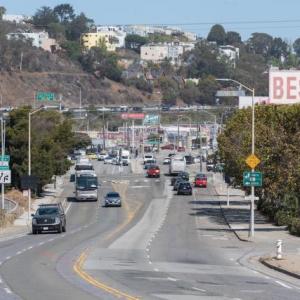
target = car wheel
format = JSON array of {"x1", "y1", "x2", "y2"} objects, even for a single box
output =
[
  {"x1": 32, "y1": 228, "x2": 37, "y2": 235},
  {"x1": 57, "y1": 224, "x2": 62, "y2": 233},
  {"x1": 62, "y1": 223, "x2": 66, "y2": 232}
]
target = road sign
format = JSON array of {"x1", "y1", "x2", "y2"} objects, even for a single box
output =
[
  {"x1": 0, "y1": 170, "x2": 11, "y2": 184},
  {"x1": 246, "y1": 154, "x2": 260, "y2": 169},
  {"x1": 144, "y1": 114, "x2": 160, "y2": 125},
  {"x1": 21, "y1": 175, "x2": 38, "y2": 190},
  {"x1": 243, "y1": 171, "x2": 262, "y2": 187},
  {"x1": 0, "y1": 155, "x2": 10, "y2": 162},
  {"x1": 36, "y1": 92, "x2": 56, "y2": 101}
]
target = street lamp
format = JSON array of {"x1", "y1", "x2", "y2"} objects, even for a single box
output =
[
  {"x1": 28, "y1": 106, "x2": 44, "y2": 221},
  {"x1": 69, "y1": 83, "x2": 82, "y2": 118},
  {"x1": 177, "y1": 115, "x2": 192, "y2": 152},
  {"x1": 216, "y1": 78, "x2": 255, "y2": 238}
]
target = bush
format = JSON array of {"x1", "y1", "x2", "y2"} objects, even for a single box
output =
[
  {"x1": 274, "y1": 210, "x2": 293, "y2": 226},
  {"x1": 288, "y1": 218, "x2": 300, "y2": 236}
]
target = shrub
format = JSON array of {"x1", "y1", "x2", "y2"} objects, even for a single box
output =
[
  {"x1": 288, "y1": 218, "x2": 300, "y2": 236},
  {"x1": 274, "y1": 210, "x2": 293, "y2": 226}
]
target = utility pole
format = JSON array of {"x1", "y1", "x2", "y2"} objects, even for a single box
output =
[
  {"x1": 1, "y1": 119, "x2": 4, "y2": 210},
  {"x1": 20, "y1": 52, "x2": 23, "y2": 72},
  {"x1": 132, "y1": 120, "x2": 135, "y2": 149},
  {"x1": 177, "y1": 120, "x2": 180, "y2": 152},
  {"x1": 199, "y1": 123, "x2": 203, "y2": 172}
]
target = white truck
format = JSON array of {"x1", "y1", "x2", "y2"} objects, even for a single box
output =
[
  {"x1": 169, "y1": 155, "x2": 186, "y2": 175},
  {"x1": 121, "y1": 149, "x2": 130, "y2": 166}
]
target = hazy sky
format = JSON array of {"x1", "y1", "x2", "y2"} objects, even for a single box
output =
[{"x1": 2, "y1": 0, "x2": 300, "y2": 42}]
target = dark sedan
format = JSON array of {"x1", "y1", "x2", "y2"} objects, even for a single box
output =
[{"x1": 177, "y1": 182, "x2": 193, "y2": 195}]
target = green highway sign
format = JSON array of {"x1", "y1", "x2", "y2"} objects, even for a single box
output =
[
  {"x1": 36, "y1": 92, "x2": 56, "y2": 101},
  {"x1": 0, "y1": 166, "x2": 9, "y2": 170},
  {"x1": 243, "y1": 171, "x2": 262, "y2": 187},
  {"x1": 147, "y1": 140, "x2": 160, "y2": 145},
  {"x1": 0, "y1": 155, "x2": 10, "y2": 162},
  {"x1": 143, "y1": 114, "x2": 160, "y2": 125}
]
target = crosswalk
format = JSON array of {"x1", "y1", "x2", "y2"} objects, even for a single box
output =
[{"x1": 101, "y1": 178, "x2": 161, "y2": 184}]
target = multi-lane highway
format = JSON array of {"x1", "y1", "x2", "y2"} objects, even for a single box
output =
[{"x1": 0, "y1": 157, "x2": 299, "y2": 300}]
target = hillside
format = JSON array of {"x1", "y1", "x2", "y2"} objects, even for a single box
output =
[{"x1": 0, "y1": 70, "x2": 159, "y2": 108}]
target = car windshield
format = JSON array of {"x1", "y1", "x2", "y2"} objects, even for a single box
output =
[
  {"x1": 180, "y1": 183, "x2": 191, "y2": 188},
  {"x1": 106, "y1": 192, "x2": 120, "y2": 198},
  {"x1": 36, "y1": 208, "x2": 59, "y2": 215},
  {"x1": 196, "y1": 174, "x2": 207, "y2": 179}
]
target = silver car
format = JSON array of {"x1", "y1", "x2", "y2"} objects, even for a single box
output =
[{"x1": 104, "y1": 192, "x2": 122, "y2": 207}]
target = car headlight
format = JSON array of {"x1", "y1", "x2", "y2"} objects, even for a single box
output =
[
  {"x1": 32, "y1": 218, "x2": 37, "y2": 225},
  {"x1": 55, "y1": 217, "x2": 60, "y2": 224}
]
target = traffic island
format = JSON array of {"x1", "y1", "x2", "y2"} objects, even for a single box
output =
[{"x1": 260, "y1": 255, "x2": 300, "y2": 280}]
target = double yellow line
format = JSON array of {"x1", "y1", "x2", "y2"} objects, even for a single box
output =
[
  {"x1": 73, "y1": 180, "x2": 142, "y2": 299},
  {"x1": 73, "y1": 251, "x2": 140, "y2": 300}
]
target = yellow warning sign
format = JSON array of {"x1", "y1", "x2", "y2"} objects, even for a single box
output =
[{"x1": 246, "y1": 154, "x2": 260, "y2": 169}]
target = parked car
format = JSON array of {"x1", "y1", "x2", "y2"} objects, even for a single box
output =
[
  {"x1": 184, "y1": 155, "x2": 194, "y2": 165},
  {"x1": 32, "y1": 203, "x2": 66, "y2": 234},
  {"x1": 97, "y1": 153, "x2": 108, "y2": 161},
  {"x1": 104, "y1": 192, "x2": 122, "y2": 207},
  {"x1": 147, "y1": 165, "x2": 160, "y2": 178},
  {"x1": 177, "y1": 182, "x2": 193, "y2": 195},
  {"x1": 194, "y1": 173, "x2": 207, "y2": 188},
  {"x1": 168, "y1": 153, "x2": 176, "y2": 158},
  {"x1": 163, "y1": 157, "x2": 171, "y2": 165}
]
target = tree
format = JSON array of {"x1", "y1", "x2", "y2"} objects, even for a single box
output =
[
  {"x1": 66, "y1": 13, "x2": 93, "y2": 41},
  {"x1": 47, "y1": 22, "x2": 66, "y2": 41},
  {"x1": 0, "y1": 6, "x2": 6, "y2": 20},
  {"x1": 180, "y1": 81, "x2": 201, "y2": 104},
  {"x1": 53, "y1": 4, "x2": 75, "y2": 24},
  {"x1": 247, "y1": 33, "x2": 273, "y2": 56},
  {"x1": 207, "y1": 24, "x2": 226, "y2": 46},
  {"x1": 125, "y1": 34, "x2": 148, "y2": 53},
  {"x1": 270, "y1": 37, "x2": 289, "y2": 60},
  {"x1": 293, "y1": 38, "x2": 300, "y2": 57},
  {"x1": 197, "y1": 75, "x2": 220, "y2": 105},
  {"x1": 158, "y1": 77, "x2": 179, "y2": 104},
  {"x1": 61, "y1": 40, "x2": 81, "y2": 60},
  {"x1": 32, "y1": 6, "x2": 58, "y2": 27},
  {"x1": 225, "y1": 31, "x2": 242, "y2": 45}
]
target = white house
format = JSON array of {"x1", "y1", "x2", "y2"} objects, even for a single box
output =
[
  {"x1": 219, "y1": 45, "x2": 239, "y2": 68},
  {"x1": 3, "y1": 14, "x2": 30, "y2": 23},
  {"x1": 7, "y1": 31, "x2": 60, "y2": 53},
  {"x1": 96, "y1": 25, "x2": 127, "y2": 48},
  {"x1": 141, "y1": 41, "x2": 195, "y2": 65}
]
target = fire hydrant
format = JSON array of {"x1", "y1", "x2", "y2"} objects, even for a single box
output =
[{"x1": 276, "y1": 239, "x2": 283, "y2": 260}]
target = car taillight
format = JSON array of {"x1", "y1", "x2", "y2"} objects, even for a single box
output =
[{"x1": 155, "y1": 170, "x2": 159, "y2": 173}]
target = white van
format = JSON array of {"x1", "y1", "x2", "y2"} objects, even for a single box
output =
[{"x1": 169, "y1": 155, "x2": 186, "y2": 175}]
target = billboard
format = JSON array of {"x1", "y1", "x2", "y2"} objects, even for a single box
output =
[
  {"x1": 121, "y1": 113, "x2": 145, "y2": 120},
  {"x1": 269, "y1": 70, "x2": 300, "y2": 104}
]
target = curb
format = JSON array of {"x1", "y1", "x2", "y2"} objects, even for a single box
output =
[
  {"x1": 260, "y1": 257, "x2": 300, "y2": 280},
  {"x1": 218, "y1": 202, "x2": 251, "y2": 242}
]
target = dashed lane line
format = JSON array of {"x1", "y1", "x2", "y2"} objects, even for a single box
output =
[{"x1": 275, "y1": 280, "x2": 292, "y2": 289}]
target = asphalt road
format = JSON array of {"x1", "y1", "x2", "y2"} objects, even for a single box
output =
[{"x1": 0, "y1": 157, "x2": 300, "y2": 300}]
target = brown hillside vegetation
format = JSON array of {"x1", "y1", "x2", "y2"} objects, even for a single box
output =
[{"x1": 0, "y1": 71, "x2": 158, "y2": 107}]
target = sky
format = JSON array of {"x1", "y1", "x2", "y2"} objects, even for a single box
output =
[{"x1": 2, "y1": 0, "x2": 300, "y2": 42}]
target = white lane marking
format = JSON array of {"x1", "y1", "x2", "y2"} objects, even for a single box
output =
[
  {"x1": 264, "y1": 276, "x2": 270, "y2": 279},
  {"x1": 4, "y1": 288, "x2": 12, "y2": 294},
  {"x1": 144, "y1": 179, "x2": 148, "y2": 183},
  {"x1": 5, "y1": 256, "x2": 11, "y2": 260},
  {"x1": 0, "y1": 278, "x2": 2, "y2": 283},
  {"x1": 16, "y1": 251, "x2": 22, "y2": 255},
  {"x1": 134, "y1": 179, "x2": 139, "y2": 183},
  {"x1": 65, "y1": 202, "x2": 72, "y2": 214},
  {"x1": 130, "y1": 185, "x2": 151, "y2": 189},
  {"x1": 252, "y1": 270, "x2": 258, "y2": 274},
  {"x1": 38, "y1": 242, "x2": 45, "y2": 246},
  {"x1": 146, "y1": 248, "x2": 150, "y2": 252},
  {"x1": 155, "y1": 179, "x2": 160, "y2": 182},
  {"x1": 149, "y1": 261, "x2": 152, "y2": 265},
  {"x1": 48, "y1": 238, "x2": 54, "y2": 242},
  {"x1": 147, "y1": 255, "x2": 150, "y2": 259},
  {"x1": 230, "y1": 258, "x2": 234, "y2": 261},
  {"x1": 154, "y1": 268, "x2": 159, "y2": 272},
  {"x1": 167, "y1": 277, "x2": 177, "y2": 282},
  {"x1": 27, "y1": 246, "x2": 33, "y2": 250},
  {"x1": 192, "y1": 287, "x2": 206, "y2": 292},
  {"x1": 0, "y1": 262, "x2": 2, "y2": 266},
  {"x1": 275, "y1": 280, "x2": 292, "y2": 289}
]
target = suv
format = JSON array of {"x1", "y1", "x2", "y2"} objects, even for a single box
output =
[
  {"x1": 171, "y1": 171, "x2": 189, "y2": 186},
  {"x1": 143, "y1": 154, "x2": 155, "y2": 164},
  {"x1": 32, "y1": 203, "x2": 66, "y2": 234}
]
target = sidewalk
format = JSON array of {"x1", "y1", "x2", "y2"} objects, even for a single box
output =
[
  {"x1": 213, "y1": 172, "x2": 300, "y2": 280},
  {"x1": 0, "y1": 168, "x2": 72, "y2": 240}
]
